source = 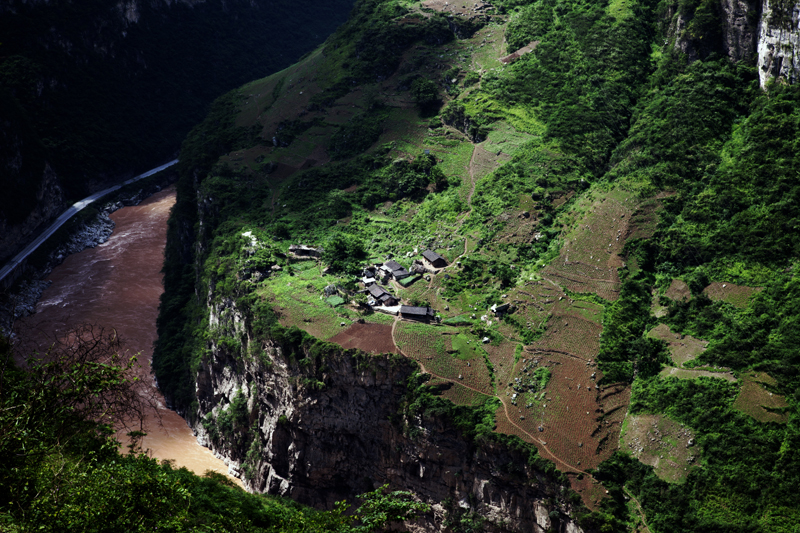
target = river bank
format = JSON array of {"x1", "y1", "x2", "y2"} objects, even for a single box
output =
[
  {"x1": 8, "y1": 185, "x2": 239, "y2": 482},
  {"x1": 0, "y1": 173, "x2": 175, "y2": 336}
]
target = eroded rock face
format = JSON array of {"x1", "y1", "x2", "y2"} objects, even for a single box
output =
[
  {"x1": 757, "y1": 0, "x2": 800, "y2": 86},
  {"x1": 668, "y1": 0, "x2": 800, "y2": 87},
  {"x1": 192, "y1": 300, "x2": 587, "y2": 532},
  {"x1": 721, "y1": 0, "x2": 761, "y2": 62}
]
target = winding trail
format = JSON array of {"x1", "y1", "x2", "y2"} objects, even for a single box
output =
[{"x1": 389, "y1": 315, "x2": 589, "y2": 477}]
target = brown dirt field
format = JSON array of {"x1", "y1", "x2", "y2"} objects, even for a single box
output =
[
  {"x1": 703, "y1": 282, "x2": 761, "y2": 308},
  {"x1": 500, "y1": 352, "x2": 629, "y2": 470},
  {"x1": 528, "y1": 314, "x2": 601, "y2": 361},
  {"x1": 621, "y1": 414, "x2": 697, "y2": 483},
  {"x1": 395, "y1": 324, "x2": 494, "y2": 395},
  {"x1": 484, "y1": 340, "x2": 518, "y2": 388},
  {"x1": 659, "y1": 366, "x2": 736, "y2": 382},
  {"x1": 494, "y1": 406, "x2": 531, "y2": 442},
  {"x1": 329, "y1": 323, "x2": 399, "y2": 354},
  {"x1": 665, "y1": 279, "x2": 692, "y2": 302},
  {"x1": 648, "y1": 324, "x2": 708, "y2": 366},
  {"x1": 733, "y1": 372, "x2": 789, "y2": 423}
]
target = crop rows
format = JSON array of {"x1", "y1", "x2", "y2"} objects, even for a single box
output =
[
  {"x1": 542, "y1": 266, "x2": 621, "y2": 301},
  {"x1": 529, "y1": 315, "x2": 601, "y2": 361},
  {"x1": 396, "y1": 324, "x2": 494, "y2": 395},
  {"x1": 542, "y1": 190, "x2": 636, "y2": 301},
  {"x1": 437, "y1": 380, "x2": 493, "y2": 407},
  {"x1": 510, "y1": 354, "x2": 614, "y2": 469}
]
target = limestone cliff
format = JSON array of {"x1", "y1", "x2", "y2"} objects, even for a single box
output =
[
  {"x1": 191, "y1": 299, "x2": 590, "y2": 533},
  {"x1": 757, "y1": 0, "x2": 800, "y2": 85},
  {"x1": 667, "y1": 0, "x2": 800, "y2": 87}
]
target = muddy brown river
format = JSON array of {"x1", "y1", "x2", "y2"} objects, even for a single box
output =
[{"x1": 16, "y1": 187, "x2": 237, "y2": 482}]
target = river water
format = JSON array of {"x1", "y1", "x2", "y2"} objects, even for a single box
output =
[{"x1": 15, "y1": 187, "x2": 236, "y2": 481}]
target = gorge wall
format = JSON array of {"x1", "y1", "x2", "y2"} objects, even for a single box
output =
[
  {"x1": 191, "y1": 298, "x2": 588, "y2": 533},
  {"x1": 669, "y1": 0, "x2": 799, "y2": 86}
]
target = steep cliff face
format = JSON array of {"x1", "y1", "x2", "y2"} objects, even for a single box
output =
[
  {"x1": 192, "y1": 300, "x2": 588, "y2": 533},
  {"x1": 0, "y1": 89, "x2": 65, "y2": 264},
  {"x1": 669, "y1": 0, "x2": 761, "y2": 63},
  {"x1": 757, "y1": 0, "x2": 800, "y2": 85},
  {"x1": 668, "y1": 0, "x2": 800, "y2": 87},
  {"x1": 0, "y1": 164, "x2": 64, "y2": 265}
]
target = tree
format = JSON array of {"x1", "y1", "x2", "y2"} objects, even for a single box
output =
[
  {"x1": 410, "y1": 78, "x2": 440, "y2": 112},
  {"x1": 322, "y1": 233, "x2": 366, "y2": 275}
]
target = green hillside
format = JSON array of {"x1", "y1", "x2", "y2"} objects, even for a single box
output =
[{"x1": 142, "y1": 0, "x2": 800, "y2": 530}]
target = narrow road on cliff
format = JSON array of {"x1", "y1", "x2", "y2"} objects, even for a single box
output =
[{"x1": 0, "y1": 159, "x2": 178, "y2": 286}]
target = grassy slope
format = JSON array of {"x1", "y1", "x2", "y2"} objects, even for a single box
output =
[{"x1": 158, "y1": 0, "x2": 800, "y2": 530}]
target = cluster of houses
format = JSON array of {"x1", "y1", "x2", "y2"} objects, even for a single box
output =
[{"x1": 353, "y1": 250, "x2": 450, "y2": 321}]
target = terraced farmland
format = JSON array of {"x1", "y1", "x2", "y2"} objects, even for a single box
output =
[
  {"x1": 541, "y1": 188, "x2": 636, "y2": 301},
  {"x1": 621, "y1": 414, "x2": 698, "y2": 483},
  {"x1": 648, "y1": 324, "x2": 708, "y2": 366},
  {"x1": 429, "y1": 378, "x2": 493, "y2": 407},
  {"x1": 734, "y1": 372, "x2": 790, "y2": 423},
  {"x1": 496, "y1": 350, "x2": 629, "y2": 470},
  {"x1": 395, "y1": 322, "x2": 494, "y2": 395},
  {"x1": 703, "y1": 282, "x2": 761, "y2": 308}
]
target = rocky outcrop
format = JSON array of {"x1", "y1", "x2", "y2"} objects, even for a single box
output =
[
  {"x1": 757, "y1": 0, "x2": 800, "y2": 86},
  {"x1": 192, "y1": 299, "x2": 589, "y2": 533},
  {"x1": 720, "y1": 0, "x2": 762, "y2": 62},
  {"x1": 669, "y1": 0, "x2": 761, "y2": 63}
]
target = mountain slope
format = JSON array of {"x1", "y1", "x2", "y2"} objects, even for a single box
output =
[{"x1": 157, "y1": 0, "x2": 800, "y2": 530}]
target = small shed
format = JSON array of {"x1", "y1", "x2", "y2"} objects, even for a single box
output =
[
  {"x1": 399, "y1": 305, "x2": 435, "y2": 321},
  {"x1": 422, "y1": 250, "x2": 447, "y2": 269}
]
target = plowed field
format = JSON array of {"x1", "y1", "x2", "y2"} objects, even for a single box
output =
[
  {"x1": 329, "y1": 322, "x2": 399, "y2": 354},
  {"x1": 733, "y1": 372, "x2": 789, "y2": 423},
  {"x1": 395, "y1": 322, "x2": 494, "y2": 395}
]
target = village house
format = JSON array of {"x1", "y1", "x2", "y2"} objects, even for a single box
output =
[
  {"x1": 381, "y1": 259, "x2": 410, "y2": 280},
  {"x1": 399, "y1": 305, "x2": 436, "y2": 322},
  {"x1": 422, "y1": 250, "x2": 447, "y2": 269},
  {"x1": 368, "y1": 284, "x2": 398, "y2": 306},
  {"x1": 288, "y1": 244, "x2": 323, "y2": 259}
]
